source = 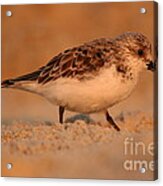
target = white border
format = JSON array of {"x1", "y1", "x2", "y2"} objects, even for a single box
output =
[{"x1": 1, "y1": 0, "x2": 162, "y2": 186}]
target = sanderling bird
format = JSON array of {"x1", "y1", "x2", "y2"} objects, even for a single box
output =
[{"x1": 1, "y1": 32, "x2": 155, "y2": 131}]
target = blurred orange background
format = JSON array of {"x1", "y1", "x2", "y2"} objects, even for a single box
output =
[{"x1": 1, "y1": 2, "x2": 155, "y2": 121}]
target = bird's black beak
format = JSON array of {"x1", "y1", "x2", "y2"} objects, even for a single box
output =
[{"x1": 146, "y1": 61, "x2": 156, "y2": 72}]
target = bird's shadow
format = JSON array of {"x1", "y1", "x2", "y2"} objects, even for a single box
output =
[{"x1": 65, "y1": 114, "x2": 94, "y2": 124}]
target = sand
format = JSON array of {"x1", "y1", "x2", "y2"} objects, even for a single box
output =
[{"x1": 1, "y1": 112, "x2": 157, "y2": 180}]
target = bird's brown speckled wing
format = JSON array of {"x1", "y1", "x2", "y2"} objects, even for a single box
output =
[{"x1": 38, "y1": 38, "x2": 113, "y2": 84}]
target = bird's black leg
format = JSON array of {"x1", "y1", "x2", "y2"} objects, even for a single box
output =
[
  {"x1": 105, "y1": 110, "x2": 120, "y2": 131},
  {"x1": 59, "y1": 106, "x2": 65, "y2": 124}
]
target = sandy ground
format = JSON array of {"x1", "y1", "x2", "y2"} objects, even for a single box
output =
[{"x1": 1, "y1": 112, "x2": 157, "y2": 180}]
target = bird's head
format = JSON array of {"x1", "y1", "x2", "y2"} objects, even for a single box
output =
[{"x1": 114, "y1": 32, "x2": 156, "y2": 72}]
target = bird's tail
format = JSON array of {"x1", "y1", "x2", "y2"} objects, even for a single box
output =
[
  {"x1": 1, "y1": 79, "x2": 16, "y2": 88},
  {"x1": 1, "y1": 69, "x2": 42, "y2": 89}
]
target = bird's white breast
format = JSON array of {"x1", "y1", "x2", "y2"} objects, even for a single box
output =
[{"x1": 38, "y1": 65, "x2": 138, "y2": 113}]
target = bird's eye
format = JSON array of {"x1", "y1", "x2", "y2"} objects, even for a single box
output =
[{"x1": 137, "y1": 49, "x2": 144, "y2": 56}]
